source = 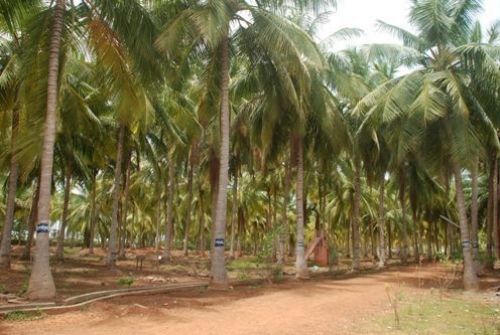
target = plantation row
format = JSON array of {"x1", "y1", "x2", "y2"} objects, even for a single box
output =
[{"x1": 0, "y1": 0, "x2": 499, "y2": 299}]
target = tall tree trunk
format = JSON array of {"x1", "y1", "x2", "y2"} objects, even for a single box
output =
[
  {"x1": 119, "y1": 154, "x2": 131, "y2": 259},
  {"x1": 0, "y1": 107, "x2": 20, "y2": 269},
  {"x1": 495, "y1": 162, "x2": 500, "y2": 261},
  {"x1": 198, "y1": 189, "x2": 206, "y2": 256},
  {"x1": 426, "y1": 221, "x2": 433, "y2": 260},
  {"x1": 229, "y1": 170, "x2": 238, "y2": 258},
  {"x1": 352, "y1": 159, "x2": 361, "y2": 271},
  {"x1": 210, "y1": 36, "x2": 230, "y2": 286},
  {"x1": 163, "y1": 158, "x2": 175, "y2": 262},
  {"x1": 470, "y1": 157, "x2": 480, "y2": 269},
  {"x1": 88, "y1": 171, "x2": 97, "y2": 255},
  {"x1": 451, "y1": 159, "x2": 479, "y2": 290},
  {"x1": 183, "y1": 148, "x2": 196, "y2": 256},
  {"x1": 55, "y1": 166, "x2": 72, "y2": 260},
  {"x1": 22, "y1": 183, "x2": 39, "y2": 261},
  {"x1": 377, "y1": 177, "x2": 386, "y2": 268},
  {"x1": 398, "y1": 168, "x2": 408, "y2": 264},
  {"x1": 295, "y1": 137, "x2": 309, "y2": 278},
  {"x1": 154, "y1": 196, "x2": 161, "y2": 253},
  {"x1": 27, "y1": 0, "x2": 65, "y2": 300},
  {"x1": 107, "y1": 124, "x2": 125, "y2": 269},
  {"x1": 411, "y1": 208, "x2": 420, "y2": 263},
  {"x1": 278, "y1": 159, "x2": 291, "y2": 265},
  {"x1": 387, "y1": 219, "x2": 392, "y2": 259},
  {"x1": 486, "y1": 156, "x2": 497, "y2": 262}
]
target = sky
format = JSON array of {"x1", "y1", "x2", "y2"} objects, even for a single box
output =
[{"x1": 320, "y1": 0, "x2": 499, "y2": 50}]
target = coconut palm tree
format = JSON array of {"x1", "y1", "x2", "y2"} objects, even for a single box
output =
[
  {"x1": 355, "y1": 0, "x2": 500, "y2": 290},
  {"x1": 156, "y1": 0, "x2": 326, "y2": 285}
]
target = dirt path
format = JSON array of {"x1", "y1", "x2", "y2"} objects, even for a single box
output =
[{"x1": 1, "y1": 264, "x2": 497, "y2": 335}]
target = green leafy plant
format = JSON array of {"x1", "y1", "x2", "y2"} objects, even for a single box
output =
[
  {"x1": 117, "y1": 276, "x2": 134, "y2": 287},
  {"x1": 4, "y1": 310, "x2": 45, "y2": 322}
]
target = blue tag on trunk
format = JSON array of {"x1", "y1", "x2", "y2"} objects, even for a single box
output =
[{"x1": 214, "y1": 238, "x2": 225, "y2": 247}]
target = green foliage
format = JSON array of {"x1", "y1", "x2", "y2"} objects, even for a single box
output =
[
  {"x1": 257, "y1": 225, "x2": 283, "y2": 264},
  {"x1": 117, "y1": 276, "x2": 134, "y2": 287},
  {"x1": 4, "y1": 310, "x2": 45, "y2": 322}
]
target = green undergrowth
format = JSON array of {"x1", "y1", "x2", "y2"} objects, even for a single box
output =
[
  {"x1": 4, "y1": 310, "x2": 46, "y2": 322},
  {"x1": 359, "y1": 291, "x2": 500, "y2": 334}
]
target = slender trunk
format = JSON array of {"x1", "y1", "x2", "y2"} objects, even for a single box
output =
[
  {"x1": 0, "y1": 107, "x2": 20, "y2": 269},
  {"x1": 295, "y1": 137, "x2": 309, "y2": 278},
  {"x1": 352, "y1": 159, "x2": 361, "y2": 271},
  {"x1": 88, "y1": 171, "x2": 97, "y2": 255},
  {"x1": 451, "y1": 159, "x2": 479, "y2": 290},
  {"x1": 495, "y1": 159, "x2": 500, "y2": 261},
  {"x1": 55, "y1": 167, "x2": 72, "y2": 260},
  {"x1": 154, "y1": 196, "x2": 161, "y2": 253},
  {"x1": 107, "y1": 124, "x2": 125, "y2": 269},
  {"x1": 399, "y1": 169, "x2": 408, "y2": 264},
  {"x1": 278, "y1": 159, "x2": 291, "y2": 265},
  {"x1": 387, "y1": 219, "x2": 392, "y2": 259},
  {"x1": 236, "y1": 208, "x2": 243, "y2": 257},
  {"x1": 272, "y1": 183, "x2": 278, "y2": 262},
  {"x1": 27, "y1": 0, "x2": 65, "y2": 300},
  {"x1": 163, "y1": 159, "x2": 175, "y2": 261},
  {"x1": 377, "y1": 177, "x2": 386, "y2": 268},
  {"x1": 210, "y1": 36, "x2": 230, "y2": 286},
  {"x1": 22, "y1": 183, "x2": 39, "y2": 261},
  {"x1": 486, "y1": 157, "x2": 496, "y2": 261},
  {"x1": 470, "y1": 158, "x2": 480, "y2": 268},
  {"x1": 183, "y1": 149, "x2": 195, "y2": 256},
  {"x1": 119, "y1": 154, "x2": 131, "y2": 259},
  {"x1": 198, "y1": 189, "x2": 206, "y2": 256},
  {"x1": 229, "y1": 170, "x2": 238, "y2": 258},
  {"x1": 411, "y1": 208, "x2": 420, "y2": 263},
  {"x1": 426, "y1": 220, "x2": 433, "y2": 260}
]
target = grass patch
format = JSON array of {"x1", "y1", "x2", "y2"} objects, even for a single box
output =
[
  {"x1": 360, "y1": 292, "x2": 500, "y2": 334},
  {"x1": 4, "y1": 310, "x2": 46, "y2": 322},
  {"x1": 227, "y1": 258, "x2": 261, "y2": 271},
  {"x1": 117, "y1": 276, "x2": 134, "y2": 287}
]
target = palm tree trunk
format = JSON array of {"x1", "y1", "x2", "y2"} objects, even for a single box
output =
[
  {"x1": 411, "y1": 208, "x2": 420, "y2": 263},
  {"x1": 398, "y1": 169, "x2": 408, "y2": 265},
  {"x1": 387, "y1": 219, "x2": 392, "y2": 259},
  {"x1": 278, "y1": 159, "x2": 290, "y2": 265},
  {"x1": 377, "y1": 176, "x2": 386, "y2": 268},
  {"x1": 198, "y1": 189, "x2": 206, "y2": 256},
  {"x1": 495, "y1": 163, "x2": 500, "y2": 261},
  {"x1": 107, "y1": 124, "x2": 125, "y2": 269},
  {"x1": 210, "y1": 36, "x2": 230, "y2": 286},
  {"x1": 163, "y1": 158, "x2": 175, "y2": 262},
  {"x1": 154, "y1": 196, "x2": 161, "y2": 253},
  {"x1": 450, "y1": 159, "x2": 479, "y2": 290},
  {"x1": 229, "y1": 170, "x2": 238, "y2": 258},
  {"x1": 119, "y1": 154, "x2": 131, "y2": 259},
  {"x1": 426, "y1": 220, "x2": 433, "y2": 260},
  {"x1": 88, "y1": 170, "x2": 97, "y2": 255},
  {"x1": 0, "y1": 107, "x2": 20, "y2": 269},
  {"x1": 183, "y1": 149, "x2": 195, "y2": 256},
  {"x1": 470, "y1": 157, "x2": 480, "y2": 268},
  {"x1": 55, "y1": 166, "x2": 72, "y2": 260},
  {"x1": 27, "y1": 0, "x2": 65, "y2": 300},
  {"x1": 486, "y1": 156, "x2": 497, "y2": 262},
  {"x1": 352, "y1": 159, "x2": 361, "y2": 271},
  {"x1": 295, "y1": 137, "x2": 309, "y2": 278},
  {"x1": 22, "y1": 182, "x2": 39, "y2": 261}
]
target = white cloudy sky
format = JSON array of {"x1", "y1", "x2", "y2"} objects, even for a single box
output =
[{"x1": 320, "y1": 0, "x2": 499, "y2": 50}]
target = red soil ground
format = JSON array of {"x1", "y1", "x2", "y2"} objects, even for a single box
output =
[{"x1": 2, "y1": 263, "x2": 499, "y2": 335}]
